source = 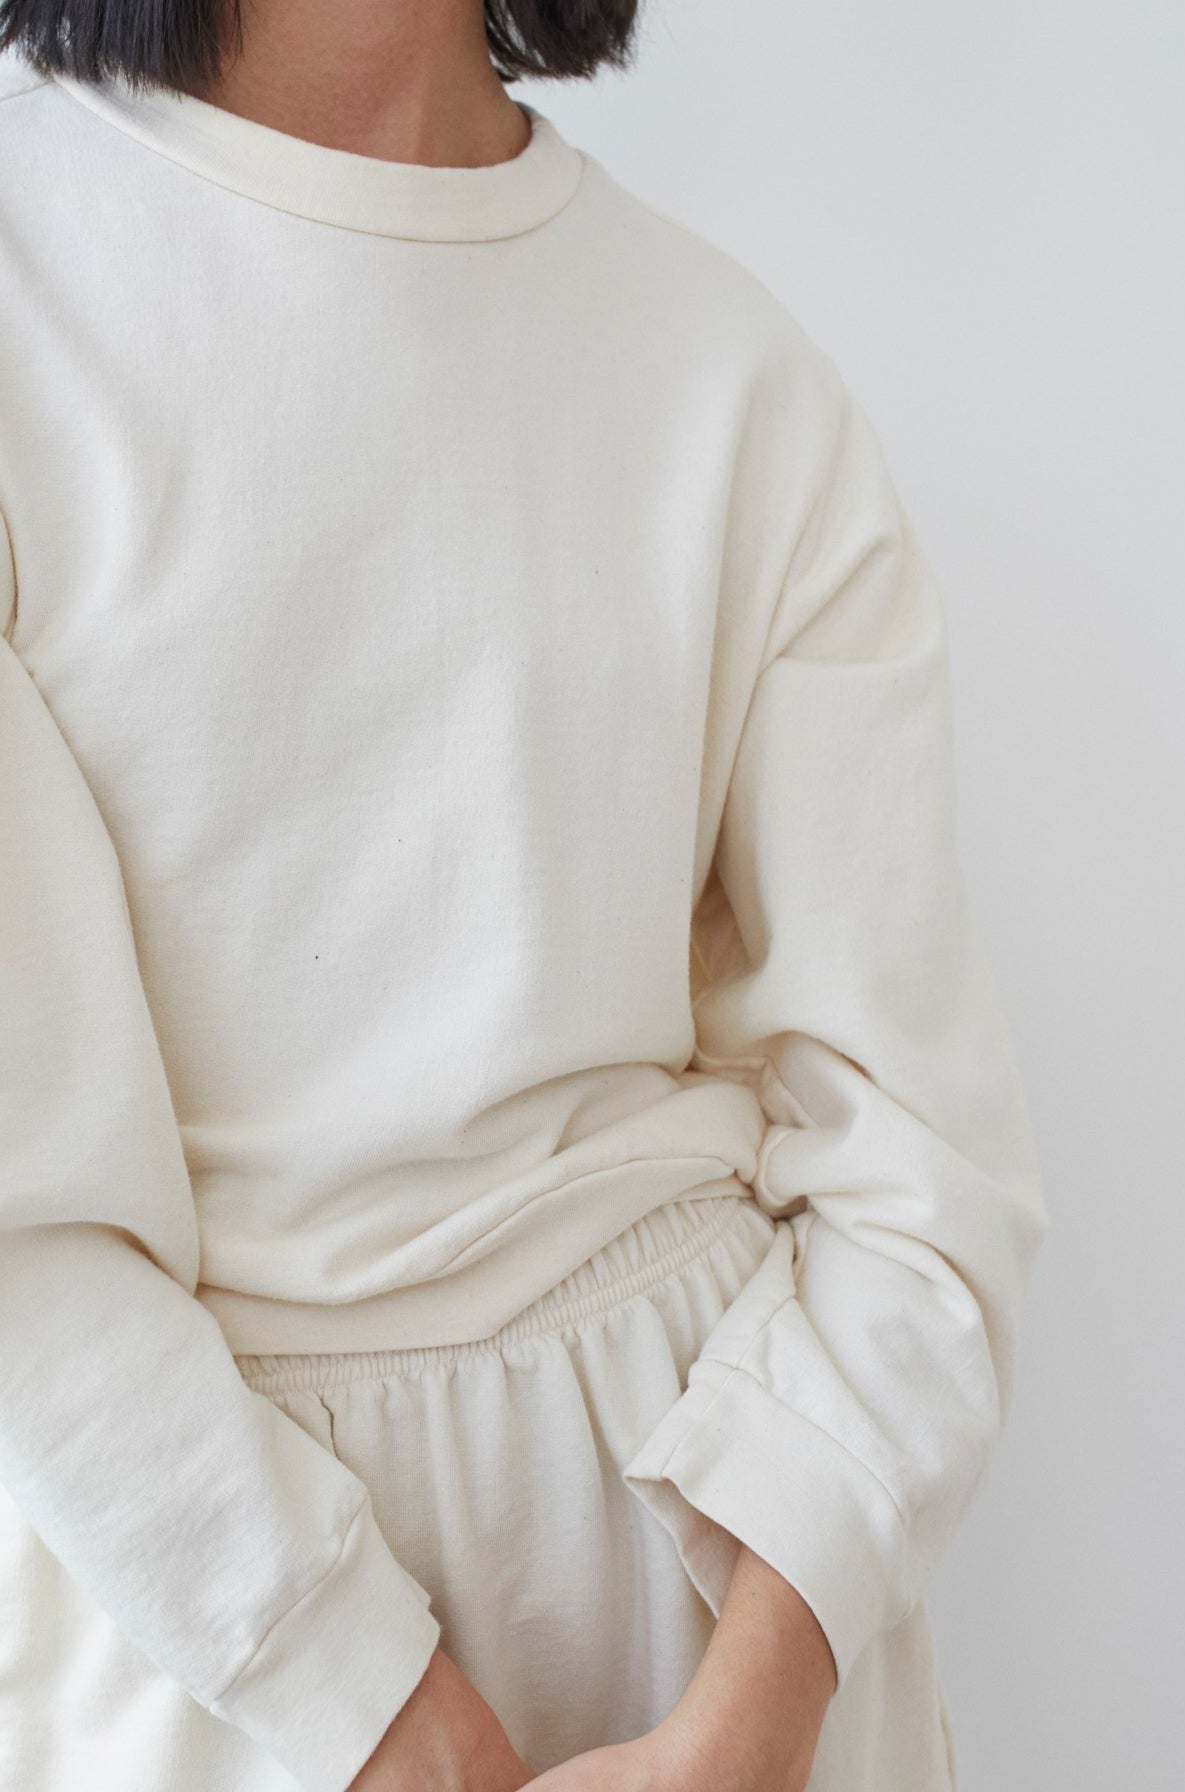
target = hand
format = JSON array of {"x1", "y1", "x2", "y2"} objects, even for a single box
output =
[
  {"x1": 516, "y1": 1705, "x2": 813, "y2": 1792},
  {"x1": 525, "y1": 1730, "x2": 677, "y2": 1791},
  {"x1": 347, "y1": 1645, "x2": 535, "y2": 1792},
  {"x1": 522, "y1": 1714, "x2": 810, "y2": 1792}
]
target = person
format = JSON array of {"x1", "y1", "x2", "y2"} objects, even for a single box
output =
[{"x1": 0, "y1": 2, "x2": 1049, "y2": 1790}]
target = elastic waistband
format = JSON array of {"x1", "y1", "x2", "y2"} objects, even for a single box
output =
[
  {"x1": 201, "y1": 1163, "x2": 756, "y2": 1357},
  {"x1": 487, "y1": 1189, "x2": 764, "y2": 1345},
  {"x1": 234, "y1": 1190, "x2": 775, "y2": 1390}
]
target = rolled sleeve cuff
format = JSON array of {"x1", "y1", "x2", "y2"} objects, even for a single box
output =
[
  {"x1": 621, "y1": 1359, "x2": 911, "y2": 1689},
  {"x1": 209, "y1": 1497, "x2": 442, "y2": 1792}
]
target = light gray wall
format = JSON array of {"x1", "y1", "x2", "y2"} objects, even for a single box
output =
[{"x1": 524, "y1": 5, "x2": 1185, "y2": 1786}]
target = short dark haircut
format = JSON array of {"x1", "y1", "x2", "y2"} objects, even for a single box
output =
[{"x1": 0, "y1": 0, "x2": 642, "y2": 93}]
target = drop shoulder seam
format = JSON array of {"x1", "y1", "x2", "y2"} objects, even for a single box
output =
[{"x1": 0, "y1": 65, "x2": 51, "y2": 108}]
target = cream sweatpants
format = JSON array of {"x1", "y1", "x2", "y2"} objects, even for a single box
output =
[{"x1": 0, "y1": 1192, "x2": 957, "y2": 1791}]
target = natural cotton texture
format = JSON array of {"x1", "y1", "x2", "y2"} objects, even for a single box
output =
[
  {"x1": 0, "y1": 41, "x2": 1047, "y2": 1792},
  {"x1": 0, "y1": 1193, "x2": 963, "y2": 1791}
]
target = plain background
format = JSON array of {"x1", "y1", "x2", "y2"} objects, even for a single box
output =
[{"x1": 524, "y1": 4, "x2": 1184, "y2": 1788}]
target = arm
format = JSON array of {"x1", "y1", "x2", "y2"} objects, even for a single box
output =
[
  {"x1": 620, "y1": 361, "x2": 1050, "y2": 1711},
  {"x1": 659, "y1": 1543, "x2": 837, "y2": 1789},
  {"x1": 0, "y1": 541, "x2": 441, "y2": 1792},
  {"x1": 524, "y1": 1544, "x2": 835, "y2": 1792}
]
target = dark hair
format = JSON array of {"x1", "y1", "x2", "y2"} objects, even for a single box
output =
[{"x1": 0, "y1": 0, "x2": 642, "y2": 93}]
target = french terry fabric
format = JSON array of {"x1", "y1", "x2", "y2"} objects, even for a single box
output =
[
  {"x1": 2, "y1": 1193, "x2": 957, "y2": 1792},
  {"x1": 0, "y1": 42, "x2": 1049, "y2": 1792}
]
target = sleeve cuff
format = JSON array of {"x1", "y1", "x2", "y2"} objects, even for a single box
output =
[
  {"x1": 621, "y1": 1357, "x2": 911, "y2": 1688},
  {"x1": 209, "y1": 1495, "x2": 442, "y2": 1792}
]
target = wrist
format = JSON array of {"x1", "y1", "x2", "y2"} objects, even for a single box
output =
[
  {"x1": 651, "y1": 1696, "x2": 817, "y2": 1792},
  {"x1": 654, "y1": 1545, "x2": 834, "y2": 1788}
]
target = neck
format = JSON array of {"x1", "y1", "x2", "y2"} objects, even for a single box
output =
[{"x1": 176, "y1": 0, "x2": 529, "y2": 166}]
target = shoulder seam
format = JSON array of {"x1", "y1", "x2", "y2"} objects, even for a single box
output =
[
  {"x1": 580, "y1": 152, "x2": 820, "y2": 350},
  {"x1": 584, "y1": 154, "x2": 742, "y2": 268},
  {"x1": 0, "y1": 57, "x2": 52, "y2": 107}
]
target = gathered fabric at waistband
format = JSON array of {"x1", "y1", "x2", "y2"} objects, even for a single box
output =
[
  {"x1": 496, "y1": 1189, "x2": 767, "y2": 1343},
  {"x1": 202, "y1": 1165, "x2": 758, "y2": 1357},
  {"x1": 233, "y1": 1189, "x2": 777, "y2": 1390}
]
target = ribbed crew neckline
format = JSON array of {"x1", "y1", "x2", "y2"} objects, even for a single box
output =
[{"x1": 50, "y1": 71, "x2": 585, "y2": 241}]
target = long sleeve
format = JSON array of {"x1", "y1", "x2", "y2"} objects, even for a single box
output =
[
  {"x1": 622, "y1": 361, "x2": 1050, "y2": 1688},
  {"x1": 0, "y1": 550, "x2": 441, "y2": 1792}
]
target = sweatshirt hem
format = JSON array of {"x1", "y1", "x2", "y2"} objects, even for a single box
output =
[{"x1": 202, "y1": 1160, "x2": 756, "y2": 1356}]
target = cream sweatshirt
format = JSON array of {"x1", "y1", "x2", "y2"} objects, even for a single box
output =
[{"x1": 0, "y1": 43, "x2": 1049, "y2": 1792}]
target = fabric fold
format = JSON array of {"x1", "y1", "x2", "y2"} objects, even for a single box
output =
[
  {"x1": 623, "y1": 367, "x2": 1049, "y2": 1687},
  {"x1": 0, "y1": 631, "x2": 440, "y2": 1791}
]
